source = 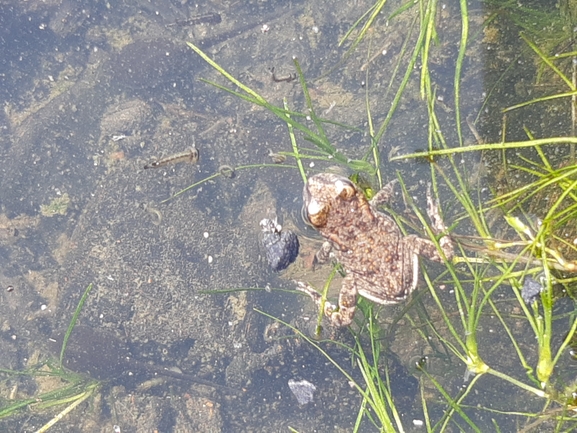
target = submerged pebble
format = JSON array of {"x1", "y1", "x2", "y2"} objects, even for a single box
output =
[
  {"x1": 288, "y1": 378, "x2": 316, "y2": 405},
  {"x1": 521, "y1": 277, "x2": 543, "y2": 305}
]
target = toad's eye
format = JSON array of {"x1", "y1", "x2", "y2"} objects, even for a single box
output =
[
  {"x1": 309, "y1": 210, "x2": 328, "y2": 227},
  {"x1": 334, "y1": 180, "x2": 356, "y2": 200},
  {"x1": 306, "y1": 199, "x2": 328, "y2": 228}
]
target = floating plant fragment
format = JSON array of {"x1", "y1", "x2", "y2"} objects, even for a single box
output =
[{"x1": 40, "y1": 193, "x2": 70, "y2": 217}]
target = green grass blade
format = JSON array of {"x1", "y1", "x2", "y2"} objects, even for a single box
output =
[{"x1": 59, "y1": 283, "x2": 93, "y2": 367}]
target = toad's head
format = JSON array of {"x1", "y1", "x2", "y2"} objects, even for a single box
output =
[{"x1": 303, "y1": 173, "x2": 362, "y2": 229}]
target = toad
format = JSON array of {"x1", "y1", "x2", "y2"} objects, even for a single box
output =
[{"x1": 297, "y1": 173, "x2": 453, "y2": 326}]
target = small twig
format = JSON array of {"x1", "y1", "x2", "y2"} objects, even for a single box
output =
[
  {"x1": 144, "y1": 148, "x2": 199, "y2": 169},
  {"x1": 269, "y1": 67, "x2": 297, "y2": 83},
  {"x1": 166, "y1": 12, "x2": 222, "y2": 27}
]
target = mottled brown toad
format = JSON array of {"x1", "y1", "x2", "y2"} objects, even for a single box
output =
[{"x1": 297, "y1": 173, "x2": 453, "y2": 326}]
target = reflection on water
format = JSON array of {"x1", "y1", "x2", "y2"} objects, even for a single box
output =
[{"x1": 1, "y1": 0, "x2": 575, "y2": 431}]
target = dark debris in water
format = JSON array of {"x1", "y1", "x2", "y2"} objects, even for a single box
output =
[{"x1": 260, "y1": 218, "x2": 299, "y2": 272}]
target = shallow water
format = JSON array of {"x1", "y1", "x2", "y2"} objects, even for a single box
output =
[{"x1": 0, "y1": 0, "x2": 576, "y2": 432}]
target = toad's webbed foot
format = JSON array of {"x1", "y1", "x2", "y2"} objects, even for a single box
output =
[{"x1": 313, "y1": 241, "x2": 333, "y2": 265}]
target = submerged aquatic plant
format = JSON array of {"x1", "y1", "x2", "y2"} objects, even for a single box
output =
[
  {"x1": 181, "y1": 0, "x2": 577, "y2": 430},
  {"x1": 0, "y1": 285, "x2": 100, "y2": 432}
]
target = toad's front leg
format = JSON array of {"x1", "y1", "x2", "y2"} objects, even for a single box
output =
[
  {"x1": 370, "y1": 179, "x2": 398, "y2": 207},
  {"x1": 412, "y1": 184, "x2": 454, "y2": 262},
  {"x1": 423, "y1": 184, "x2": 454, "y2": 261},
  {"x1": 296, "y1": 277, "x2": 357, "y2": 327},
  {"x1": 314, "y1": 241, "x2": 333, "y2": 265}
]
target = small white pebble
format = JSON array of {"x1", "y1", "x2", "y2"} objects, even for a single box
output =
[
  {"x1": 40, "y1": 304, "x2": 47, "y2": 311},
  {"x1": 413, "y1": 419, "x2": 424, "y2": 427},
  {"x1": 261, "y1": 24, "x2": 270, "y2": 33},
  {"x1": 309, "y1": 162, "x2": 315, "y2": 168},
  {"x1": 208, "y1": 255, "x2": 213, "y2": 264},
  {"x1": 203, "y1": 232, "x2": 209, "y2": 238}
]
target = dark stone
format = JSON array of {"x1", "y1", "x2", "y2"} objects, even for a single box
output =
[
  {"x1": 521, "y1": 277, "x2": 542, "y2": 305},
  {"x1": 261, "y1": 218, "x2": 299, "y2": 272}
]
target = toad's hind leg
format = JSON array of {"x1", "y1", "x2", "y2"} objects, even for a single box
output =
[{"x1": 295, "y1": 278, "x2": 357, "y2": 327}]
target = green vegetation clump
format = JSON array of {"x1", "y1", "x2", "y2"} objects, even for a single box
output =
[
  {"x1": 183, "y1": 0, "x2": 577, "y2": 430},
  {"x1": 40, "y1": 193, "x2": 70, "y2": 217}
]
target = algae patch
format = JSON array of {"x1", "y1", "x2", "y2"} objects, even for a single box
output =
[{"x1": 41, "y1": 193, "x2": 70, "y2": 217}]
